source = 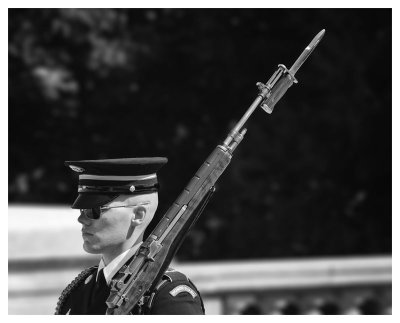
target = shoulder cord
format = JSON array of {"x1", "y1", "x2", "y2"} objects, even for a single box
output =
[{"x1": 54, "y1": 266, "x2": 97, "y2": 315}]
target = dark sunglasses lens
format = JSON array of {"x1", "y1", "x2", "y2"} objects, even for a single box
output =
[
  {"x1": 81, "y1": 208, "x2": 101, "y2": 219},
  {"x1": 92, "y1": 207, "x2": 101, "y2": 219}
]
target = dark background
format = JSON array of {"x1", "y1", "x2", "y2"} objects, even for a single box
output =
[{"x1": 9, "y1": 9, "x2": 391, "y2": 261}]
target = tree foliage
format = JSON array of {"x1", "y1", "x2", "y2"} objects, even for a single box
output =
[{"x1": 9, "y1": 9, "x2": 391, "y2": 260}]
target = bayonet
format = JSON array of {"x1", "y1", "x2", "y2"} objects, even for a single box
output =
[
  {"x1": 104, "y1": 30, "x2": 325, "y2": 315},
  {"x1": 223, "y1": 30, "x2": 325, "y2": 150},
  {"x1": 290, "y1": 29, "x2": 325, "y2": 76}
]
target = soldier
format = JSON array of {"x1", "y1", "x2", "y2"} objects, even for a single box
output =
[{"x1": 55, "y1": 157, "x2": 205, "y2": 315}]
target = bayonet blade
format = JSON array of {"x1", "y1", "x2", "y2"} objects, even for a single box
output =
[{"x1": 289, "y1": 29, "x2": 325, "y2": 76}]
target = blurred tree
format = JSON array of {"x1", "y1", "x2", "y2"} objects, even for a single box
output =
[{"x1": 9, "y1": 9, "x2": 391, "y2": 260}]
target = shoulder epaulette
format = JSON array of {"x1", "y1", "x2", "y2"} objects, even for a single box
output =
[
  {"x1": 163, "y1": 267, "x2": 189, "y2": 283},
  {"x1": 54, "y1": 266, "x2": 97, "y2": 315}
]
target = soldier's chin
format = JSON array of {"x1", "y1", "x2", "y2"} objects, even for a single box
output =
[{"x1": 83, "y1": 241, "x2": 103, "y2": 254}]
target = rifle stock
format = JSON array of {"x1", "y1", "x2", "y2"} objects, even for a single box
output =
[
  {"x1": 106, "y1": 146, "x2": 231, "y2": 314},
  {"x1": 106, "y1": 30, "x2": 325, "y2": 315}
]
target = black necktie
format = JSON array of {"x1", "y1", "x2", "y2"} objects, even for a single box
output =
[
  {"x1": 88, "y1": 269, "x2": 110, "y2": 314},
  {"x1": 95, "y1": 269, "x2": 108, "y2": 293}
]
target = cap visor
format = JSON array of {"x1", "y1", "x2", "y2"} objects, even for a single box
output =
[{"x1": 71, "y1": 194, "x2": 118, "y2": 209}]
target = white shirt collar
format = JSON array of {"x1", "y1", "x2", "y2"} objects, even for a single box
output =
[{"x1": 97, "y1": 242, "x2": 142, "y2": 285}]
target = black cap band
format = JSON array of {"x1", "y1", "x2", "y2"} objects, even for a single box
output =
[{"x1": 78, "y1": 183, "x2": 160, "y2": 194}]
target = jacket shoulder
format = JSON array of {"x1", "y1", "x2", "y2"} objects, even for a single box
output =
[
  {"x1": 163, "y1": 268, "x2": 191, "y2": 282},
  {"x1": 146, "y1": 268, "x2": 205, "y2": 315}
]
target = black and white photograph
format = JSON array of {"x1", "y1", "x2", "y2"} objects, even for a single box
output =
[{"x1": 8, "y1": 5, "x2": 392, "y2": 315}]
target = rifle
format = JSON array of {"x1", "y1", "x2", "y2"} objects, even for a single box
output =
[{"x1": 106, "y1": 29, "x2": 325, "y2": 315}]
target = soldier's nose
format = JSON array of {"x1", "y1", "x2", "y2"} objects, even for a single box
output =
[{"x1": 78, "y1": 212, "x2": 91, "y2": 225}]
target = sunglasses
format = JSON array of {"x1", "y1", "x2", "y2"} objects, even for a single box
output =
[{"x1": 80, "y1": 201, "x2": 150, "y2": 220}]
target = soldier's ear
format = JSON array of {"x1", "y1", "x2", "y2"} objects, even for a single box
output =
[{"x1": 131, "y1": 205, "x2": 147, "y2": 226}]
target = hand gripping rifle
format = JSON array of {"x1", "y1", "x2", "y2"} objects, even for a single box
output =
[{"x1": 106, "y1": 30, "x2": 325, "y2": 315}]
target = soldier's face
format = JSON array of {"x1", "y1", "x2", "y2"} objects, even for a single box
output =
[{"x1": 78, "y1": 195, "x2": 143, "y2": 255}]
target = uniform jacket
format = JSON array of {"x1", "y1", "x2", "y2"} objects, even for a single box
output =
[{"x1": 55, "y1": 266, "x2": 205, "y2": 315}]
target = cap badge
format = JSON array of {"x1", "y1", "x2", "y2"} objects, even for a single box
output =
[
  {"x1": 69, "y1": 165, "x2": 85, "y2": 173},
  {"x1": 129, "y1": 185, "x2": 136, "y2": 192}
]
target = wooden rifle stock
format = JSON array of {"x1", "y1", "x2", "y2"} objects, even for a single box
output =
[
  {"x1": 105, "y1": 30, "x2": 325, "y2": 315},
  {"x1": 106, "y1": 146, "x2": 231, "y2": 314}
]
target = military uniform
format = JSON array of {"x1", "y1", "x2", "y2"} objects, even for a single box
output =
[
  {"x1": 55, "y1": 267, "x2": 204, "y2": 315},
  {"x1": 57, "y1": 157, "x2": 205, "y2": 315}
]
